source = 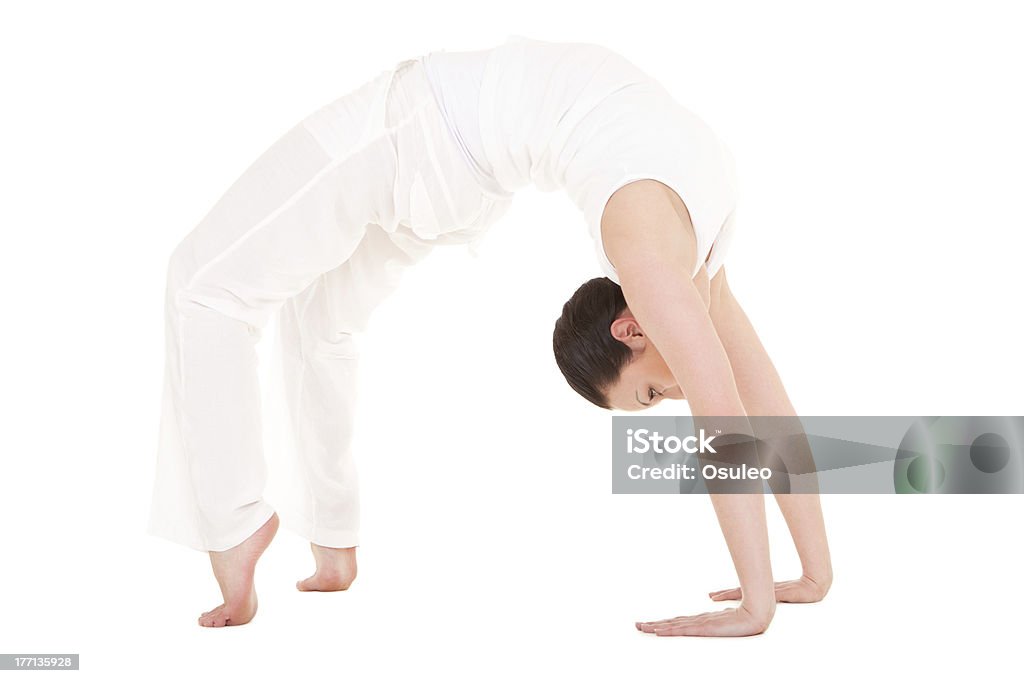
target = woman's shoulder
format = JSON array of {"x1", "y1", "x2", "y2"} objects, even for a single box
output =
[
  {"x1": 602, "y1": 179, "x2": 700, "y2": 269},
  {"x1": 603, "y1": 179, "x2": 695, "y2": 238}
]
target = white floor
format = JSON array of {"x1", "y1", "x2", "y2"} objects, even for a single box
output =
[{"x1": 5, "y1": 489, "x2": 1021, "y2": 680}]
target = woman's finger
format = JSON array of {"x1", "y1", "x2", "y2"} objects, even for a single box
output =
[
  {"x1": 640, "y1": 620, "x2": 682, "y2": 633},
  {"x1": 635, "y1": 616, "x2": 683, "y2": 631},
  {"x1": 637, "y1": 611, "x2": 713, "y2": 633},
  {"x1": 640, "y1": 614, "x2": 708, "y2": 633},
  {"x1": 709, "y1": 587, "x2": 742, "y2": 601},
  {"x1": 652, "y1": 611, "x2": 726, "y2": 637}
]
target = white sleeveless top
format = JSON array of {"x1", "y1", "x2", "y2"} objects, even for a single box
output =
[{"x1": 421, "y1": 35, "x2": 739, "y2": 282}]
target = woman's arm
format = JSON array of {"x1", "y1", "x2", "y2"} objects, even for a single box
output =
[
  {"x1": 706, "y1": 267, "x2": 833, "y2": 601},
  {"x1": 602, "y1": 180, "x2": 776, "y2": 636}
]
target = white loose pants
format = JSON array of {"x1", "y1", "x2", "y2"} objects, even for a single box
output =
[{"x1": 147, "y1": 57, "x2": 508, "y2": 552}]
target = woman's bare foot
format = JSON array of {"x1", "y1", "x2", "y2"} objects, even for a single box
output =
[
  {"x1": 296, "y1": 543, "x2": 358, "y2": 592},
  {"x1": 198, "y1": 512, "x2": 280, "y2": 627}
]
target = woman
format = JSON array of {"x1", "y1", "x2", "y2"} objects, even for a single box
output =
[{"x1": 148, "y1": 35, "x2": 832, "y2": 633}]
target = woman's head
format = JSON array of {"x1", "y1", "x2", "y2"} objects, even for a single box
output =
[{"x1": 552, "y1": 278, "x2": 684, "y2": 411}]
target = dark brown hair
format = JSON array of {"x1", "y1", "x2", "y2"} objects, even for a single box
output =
[{"x1": 552, "y1": 277, "x2": 633, "y2": 410}]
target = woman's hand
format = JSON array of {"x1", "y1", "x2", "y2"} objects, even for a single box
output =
[
  {"x1": 635, "y1": 604, "x2": 772, "y2": 637},
  {"x1": 709, "y1": 574, "x2": 831, "y2": 604}
]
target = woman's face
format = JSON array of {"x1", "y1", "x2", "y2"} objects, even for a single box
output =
[{"x1": 604, "y1": 311, "x2": 685, "y2": 411}]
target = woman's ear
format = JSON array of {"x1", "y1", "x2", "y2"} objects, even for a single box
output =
[{"x1": 609, "y1": 314, "x2": 646, "y2": 352}]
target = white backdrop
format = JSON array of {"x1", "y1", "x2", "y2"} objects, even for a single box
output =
[{"x1": 1, "y1": 1, "x2": 1021, "y2": 680}]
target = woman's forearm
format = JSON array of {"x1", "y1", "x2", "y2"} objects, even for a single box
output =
[
  {"x1": 773, "y1": 493, "x2": 832, "y2": 586},
  {"x1": 753, "y1": 420, "x2": 833, "y2": 585},
  {"x1": 708, "y1": 269, "x2": 833, "y2": 588},
  {"x1": 708, "y1": 492, "x2": 777, "y2": 621}
]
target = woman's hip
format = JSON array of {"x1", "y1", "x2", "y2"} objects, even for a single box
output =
[{"x1": 302, "y1": 57, "x2": 499, "y2": 244}]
